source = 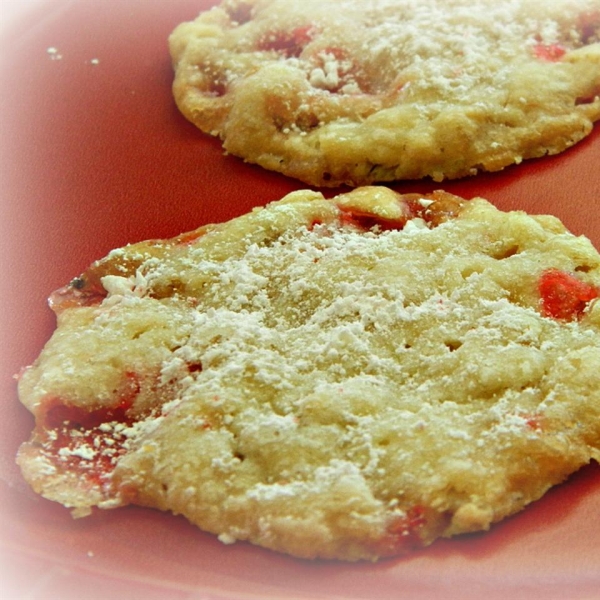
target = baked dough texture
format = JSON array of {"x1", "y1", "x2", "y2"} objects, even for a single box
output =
[
  {"x1": 169, "y1": 0, "x2": 600, "y2": 186},
  {"x1": 17, "y1": 188, "x2": 600, "y2": 561}
]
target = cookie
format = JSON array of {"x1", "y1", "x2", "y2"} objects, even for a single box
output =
[
  {"x1": 169, "y1": 0, "x2": 600, "y2": 186},
  {"x1": 17, "y1": 187, "x2": 600, "y2": 561}
]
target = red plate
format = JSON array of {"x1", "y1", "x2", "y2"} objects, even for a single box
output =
[{"x1": 1, "y1": 2, "x2": 599, "y2": 598}]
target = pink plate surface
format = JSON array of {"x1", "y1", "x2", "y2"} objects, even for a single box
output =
[{"x1": 1, "y1": 2, "x2": 599, "y2": 599}]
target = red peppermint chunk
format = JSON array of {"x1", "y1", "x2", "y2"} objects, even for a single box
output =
[
  {"x1": 173, "y1": 225, "x2": 210, "y2": 246},
  {"x1": 373, "y1": 506, "x2": 429, "y2": 556},
  {"x1": 257, "y1": 25, "x2": 315, "y2": 57},
  {"x1": 40, "y1": 371, "x2": 140, "y2": 430},
  {"x1": 49, "y1": 258, "x2": 124, "y2": 314},
  {"x1": 533, "y1": 43, "x2": 566, "y2": 62},
  {"x1": 538, "y1": 268, "x2": 599, "y2": 321},
  {"x1": 34, "y1": 372, "x2": 143, "y2": 487},
  {"x1": 525, "y1": 414, "x2": 545, "y2": 431}
]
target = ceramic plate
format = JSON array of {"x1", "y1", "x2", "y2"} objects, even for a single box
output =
[{"x1": 1, "y1": 2, "x2": 599, "y2": 598}]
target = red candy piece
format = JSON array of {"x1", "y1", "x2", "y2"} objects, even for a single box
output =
[
  {"x1": 173, "y1": 225, "x2": 209, "y2": 246},
  {"x1": 49, "y1": 275, "x2": 108, "y2": 313},
  {"x1": 257, "y1": 26, "x2": 314, "y2": 57},
  {"x1": 373, "y1": 506, "x2": 429, "y2": 556},
  {"x1": 35, "y1": 372, "x2": 142, "y2": 486},
  {"x1": 533, "y1": 43, "x2": 566, "y2": 62},
  {"x1": 525, "y1": 413, "x2": 544, "y2": 431},
  {"x1": 538, "y1": 268, "x2": 599, "y2": 321}
]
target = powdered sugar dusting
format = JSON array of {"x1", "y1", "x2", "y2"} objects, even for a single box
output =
[
  {"x1": 92, "y1": 197, "x2": 600, "y2": 472},
  {"x1": 18, "y1": 191, "x2": 600, "y2": 560},
  {"x1": 220, "y1": 0, "x2": 599, "y2": 99}
]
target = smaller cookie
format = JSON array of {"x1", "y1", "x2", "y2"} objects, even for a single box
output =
[
  {"x1": 17, "y1": 187, "x2": 600, "y2": 561},
  {"x1": 170, "y1": 0, "x2": 600, "y2": 186}
]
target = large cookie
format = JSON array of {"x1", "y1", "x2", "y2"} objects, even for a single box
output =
[
  {"x1": 17, "y1": 187, "x2": 600, "y2": 561},
  {"x1": 169, "y1": 0, "x2": 600, "y2": 186}
]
